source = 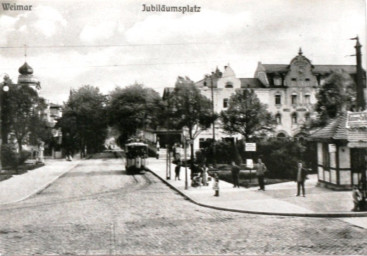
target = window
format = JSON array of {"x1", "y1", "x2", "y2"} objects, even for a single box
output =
[
  {"x1": 322, "y1": 143, "x2": 330, "y2": 169},
  {"x1": 320, "y1": 78, "x2": 325, "y2": 86},
  {"x1": 304, "y1": 94, "x2": 311, "y2": 104},
  {"x1": 305, "y1": 78, "x2": 310, "y2": 82},
  {"x1": 225, "y1": 82, "x2": 233, "y2": 88},
  {"x1": 223, "y1": 98, "x2": 229, "y2": 108},
  {"x1": 277, "y1": 132, "x2": 286, "y2": 138},
  {"x1": 203, "y1": 81, "x2": 207, "y2": 87},
  {"x1": 274, "y1": 77, "x2": 282, "y2": 86},
  {"x1": 275, "y1": 94, "x2": 281, "y2": 105},
  {"x1": 291, "y1": 113, "x2": 298, "y2": 124},
  {"x1": 291, "y1": 78, "x2": 297, "y2": 81},
  {"x1": 291, "y1": 94, "x2": 297, "y2": 105},
  {"x1": 275, "y1": 113, "x2": 282, "y2": 124},
  {"x1": 305, "y1": 112, "x2": 310, "y2": 122}
]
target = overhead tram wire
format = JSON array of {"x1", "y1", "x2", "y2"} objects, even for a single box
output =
[
  {"x1": 0, "y1": 42, "x2": 222, "y2": 49},
  {"x1": 0, "y1": 58, "x2": 246, "y2": 70}
]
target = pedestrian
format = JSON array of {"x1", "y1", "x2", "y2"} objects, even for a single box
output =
[
  {"x1": 202, "y1": 164, "x2": 208, "y2": 186},
  {"x1": 231, "y1": 161, "x2": 240, "y2": 188},
  {"x1": 352, "y1": 185, "x2": 363, "y2": 211},
  {"x1": 296, "y1": 162, "x2": 307, "y2": 197},
  {"x1": 213, "y1": 173, "x2": 219, "y2": 197},
  {"x1": 175, "y1": 159, "x2": 181, "y2": 181},
  {"x1": 256, "y1": 157, "x2": 267, "y2": 191},
  {"x1": 156, "y1": 138, "x2": 160, "y2": 152}
]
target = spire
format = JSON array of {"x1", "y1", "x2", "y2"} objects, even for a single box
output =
[
  {"x1": 24, "y1": 44, "x2": 27, "y2": 62},
  {"x1": 298, "y1": 47, "x2": 303, "y2": 55}
]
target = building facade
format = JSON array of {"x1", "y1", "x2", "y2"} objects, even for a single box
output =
[{"x1": 187, "y1": 49, "x2": 362, "y2": 151}]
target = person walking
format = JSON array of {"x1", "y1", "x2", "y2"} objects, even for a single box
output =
[
  {"x1": 231, "y1": 161, "x2": 240, "y2": 188},
  {"x1": 296, "y1": 162, "x2": 308, "y2": 197},
  {"x1": 202, "y1": 164, "x2": 209, "y2": 186},
  {"x1": 352, "y1": 185, "x2": 363, "y2": 211},
  {"x1": 175, "y1": 159, "x2": 181, "y2": 181},
  {"x1": 256, "y1": 157, "x2": 267, "y2": 191}
]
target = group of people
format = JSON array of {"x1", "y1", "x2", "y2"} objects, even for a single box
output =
[{"x1": 231, "y1": 157, "x2": 268, "y2": 191}]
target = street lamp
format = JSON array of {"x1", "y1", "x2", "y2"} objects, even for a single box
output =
[
  {"x1": 0, "y1": 74, "x2": 10, "y2": 170},
  {"x1": 183, "y1": 126, "x2": 190, "y2": 189}
]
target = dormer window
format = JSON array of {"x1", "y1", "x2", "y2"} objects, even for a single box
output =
[
  {"x1": 225, "y1": 82, "x2": 233, "y2": 88},
  {"x1": 274, "y1": 77, "x2": 282, "y2": 86}
]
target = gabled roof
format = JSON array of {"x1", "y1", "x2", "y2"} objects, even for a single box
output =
[
  {"x1": 261, "y1": 64, "x2": 358, "y2": 75},
  {"x1": 239, "y1": 78, "x2": 265, "y2": 88},
  {"x1": 309, "y1": 113, "x2": 367, "y2": 146},
  {"x1": 309, "y1": 115, "x2": 346, "y2": 141},
  {"x1": 262, "y1": 64, "x2": 289, "y2": 73},
  {"x1": 313, "y1": 65, "x2": 357, "y2": 74}
]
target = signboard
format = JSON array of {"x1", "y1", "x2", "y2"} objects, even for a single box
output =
[
  {"x1": 328, "y1": 144, "x2": 336, "y2": 153},
  {"x1": 245, "y1": 143, "x2": 256, "y2": 152},
  {"x1": 246, "y1": 159, "x2": 253, "y2": 168},
  {"x1": 346, "y1": 111, "x2": 367, "y2": 128}
]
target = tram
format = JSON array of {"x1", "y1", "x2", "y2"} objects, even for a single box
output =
[{"x1": 125, "y1": 142, "x2": 148, "y2": 174}]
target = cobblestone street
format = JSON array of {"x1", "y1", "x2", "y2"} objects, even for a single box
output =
[{"x1": 1, "y1": 157, "x2": 367, "y2": 255}]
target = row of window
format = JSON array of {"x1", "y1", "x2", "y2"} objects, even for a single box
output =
[
  {"x1": 275, "y1": 112, "x2": 310, "y2": 125},
  {"x1": 273, "y1": 77, "x2": 326, "y2": 86},
  {"x1": 275, "y1": 94, "x2": 311, "y2": 105},
  {"x1": 222, "y1": 95, "x2": 311, "y2": 109}
]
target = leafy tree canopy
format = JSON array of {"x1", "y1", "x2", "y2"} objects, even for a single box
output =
[
  {"x1": 165, "y1": 77, "x2": 215, "y2": 138},
  {"x1": 108, "y1": 83, "x2": 163, "y2": 143},
  {"x1": 58, "y1": 85, "x2": 108, "y2": 154},
  {"x1": 6, "y1": 84, "x2": 48, "y2": 151},
  {"x1": 220, "y1": 89, "x2": 275, "y2": 140},
  {"x1": 165, "y1": 77, "x2": 216, "y2": 160},
  {"x1": 314, "y1": 71, "x2": 356, "y2": 126}
]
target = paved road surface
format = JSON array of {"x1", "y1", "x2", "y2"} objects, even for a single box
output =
[{"x1": 0, "y1": 154, "x2": 367, "y2": 255}]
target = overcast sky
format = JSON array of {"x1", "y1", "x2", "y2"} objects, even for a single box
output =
[{"x1": 0, "y1": 0, "x2": 366, "y2": 103}]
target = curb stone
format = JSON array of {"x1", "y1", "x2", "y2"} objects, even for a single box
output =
[{"x1": 146, "y1": 169, "x2": 367, "y2": 218}]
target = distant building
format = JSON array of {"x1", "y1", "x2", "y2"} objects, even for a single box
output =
[
  {"x1": 164, "y1": 49, "x2": 365, "y2": 152},
  {"x1": 7, "y1": 61, "x2": 63, "y2": 158}
]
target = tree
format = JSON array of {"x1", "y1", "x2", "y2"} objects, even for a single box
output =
[
  {"x1": 220, "y1": 89, "x2": 275, "y2": 141},
  {"x1": 165, "y1": 77, "x2": 215, "y2": 160},
  {"x1": 108, "y1": 83, "x2": 163, "y2": 144},
  {"x1": 58, "y1": 85, "x2": 108, "y2": 155},
  {"x1": 314, "y1": 71, "x2": 356, "y2": 126},
  {"x1": 6, "y1": 83, "x2": 47, "y2": 152}
]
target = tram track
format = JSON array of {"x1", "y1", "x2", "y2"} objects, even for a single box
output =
[{"x1": 0, "y1": 170, "x2": 154, "y2": 212}]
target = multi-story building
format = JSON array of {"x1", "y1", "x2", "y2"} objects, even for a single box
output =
[{"x1": 165, "y1": 49, "x2": 363, "y2": 151}]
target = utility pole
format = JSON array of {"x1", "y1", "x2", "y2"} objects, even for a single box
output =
[
  {"x1": 0, "y1": 75, "x2": 10, "y2": 170},
  {"x1": 351, "y1": 36, "x2": 367, "y2": 208},
  {"x1": 351, "y1": 36, "x2": 366, "y2": 111},
  {"x1": 210, "y1": 73, "x2": 216, "y2": 166}
]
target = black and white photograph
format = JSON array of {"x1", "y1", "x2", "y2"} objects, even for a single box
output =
[{"x1": 0, "y1": 0, "x2": 367, "y2": 255}]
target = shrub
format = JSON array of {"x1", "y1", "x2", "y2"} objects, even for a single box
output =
[
  {"x1": 1, "y1": 144, "x2": 18, "y2": 168},
  {"x1": 1, "y1": 144, "x2": 31, "y2": 169},
  {"x1": 197, "y1": 137, "x2": 316, "y2": 180}
]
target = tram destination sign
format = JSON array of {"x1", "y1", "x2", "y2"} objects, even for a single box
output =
[{"x1": 346, "y1": 111, "x2": 367, "y2": 128}]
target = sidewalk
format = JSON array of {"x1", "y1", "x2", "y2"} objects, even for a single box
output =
[
  {"x1": 0, "y1": 159, "x2": 80, "y2": 205},
  {"x1": 146, "y1": 158, "x2": 367, "y2": 220}
]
